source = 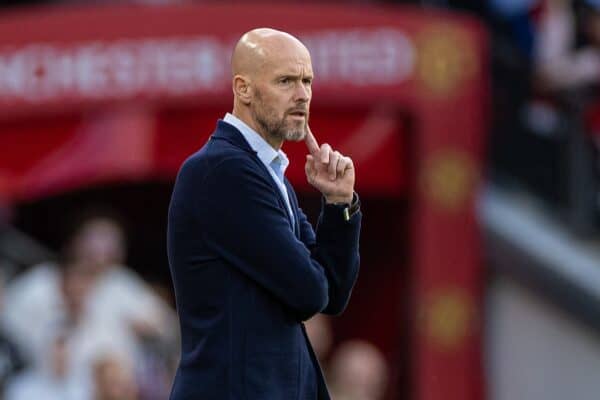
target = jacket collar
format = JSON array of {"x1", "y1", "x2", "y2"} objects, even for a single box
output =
[{"x1": 211, "y1": 120, "x2": 256, "y2": 154}]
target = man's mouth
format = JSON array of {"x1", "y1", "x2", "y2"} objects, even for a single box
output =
[{"x1": 288, "y1": 110, "x2": 307, "y2": 118}]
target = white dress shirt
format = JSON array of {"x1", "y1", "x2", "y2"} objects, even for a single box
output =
[{"x1": 223, "y1": 113, "x2": 295, "y2": 227}]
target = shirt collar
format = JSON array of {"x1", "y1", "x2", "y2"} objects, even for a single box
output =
[{"x1": 223, "y1": 113, "x2": 289, "y2": 171}]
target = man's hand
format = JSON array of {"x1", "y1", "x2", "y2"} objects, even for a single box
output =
[{"x1": 304, "y1": 126, "x2": 355, "y2": 204}]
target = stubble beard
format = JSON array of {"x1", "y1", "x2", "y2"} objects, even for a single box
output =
[{"x1": 252, "y1": 93, "x2": 308, "y2": 143}]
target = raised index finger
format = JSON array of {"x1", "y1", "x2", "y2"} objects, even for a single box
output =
[{"x1": 304, "y1": 125, "x2": 320, "y2": 156}]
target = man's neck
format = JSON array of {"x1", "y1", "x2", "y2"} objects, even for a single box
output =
[{"x1": 231, "y1": 109, "x2": 283, "y2": 151}]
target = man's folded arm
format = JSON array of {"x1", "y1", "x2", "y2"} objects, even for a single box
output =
[
  {"x1": 297, "y1": 195, "x2": 361, "y2": 316},
  {"x1": 194, "y1": 156, "x2": 329, "y2": 320}
]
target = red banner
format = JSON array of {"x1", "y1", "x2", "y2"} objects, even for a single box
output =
[{"x1": 0, "y1": 29, "x2": 415, "y2": 115}]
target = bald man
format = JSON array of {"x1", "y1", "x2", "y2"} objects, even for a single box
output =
[{"x1": 167, "y1": 28, "x2": 361, "y2": 399}]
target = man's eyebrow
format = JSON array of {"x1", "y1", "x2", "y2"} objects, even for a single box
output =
[
  {"x1": 276, "y1": 73, "x2": 300, "y2": 78},
  {"x1": 276, "y1": 73, "x2": 314, "y2": 79}
]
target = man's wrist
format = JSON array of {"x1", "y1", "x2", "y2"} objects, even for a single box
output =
[
  {"x1": 324, "y1": 194, "x2": 353, "y2": 205},
  {"x1": 323, "y1": 192, "x2": 360, "y2": 222}
]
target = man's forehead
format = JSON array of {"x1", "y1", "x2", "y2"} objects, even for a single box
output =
[{"x1": 266, "y1": 54, "x2": 313, "y2": 75}]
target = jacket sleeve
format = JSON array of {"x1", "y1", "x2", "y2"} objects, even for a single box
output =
[
  {"x1": 297, "y1": 197, "x2": 361, "y2": 316},
  {"x1": 195, "y1": 156, "x2": 330, "y2": 320}
]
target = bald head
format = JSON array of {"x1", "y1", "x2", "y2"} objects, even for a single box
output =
[{"x1": 231, "y1": 28, "x2": 310, "y2": 78}]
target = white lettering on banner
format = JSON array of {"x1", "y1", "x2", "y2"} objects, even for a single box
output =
[
  {"x1": 0, "y1": 29, "x2": 415, "y2": 105},
  {"x1": 302, "y1": 28, "x2": 415, "y2": 86},
  {"x1": 0, "y1": 38, "x2": 230, "y2": 103}
]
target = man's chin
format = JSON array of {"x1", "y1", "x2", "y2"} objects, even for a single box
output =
[{"x1": 285, "y1": 130, "x2": 306, "y2": 142}]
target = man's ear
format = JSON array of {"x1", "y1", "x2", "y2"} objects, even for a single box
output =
[{"x1": 233, "y1": 75, "x2": 252, "y2": 105}]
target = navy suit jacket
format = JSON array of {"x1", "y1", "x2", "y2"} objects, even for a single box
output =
[{"x1": 167, "y1": 120, "x2": 361, "y2": 399}]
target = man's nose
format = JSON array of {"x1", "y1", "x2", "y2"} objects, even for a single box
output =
[{"x1": 294, "y1": 82, "x2": 310, "y2": 102}]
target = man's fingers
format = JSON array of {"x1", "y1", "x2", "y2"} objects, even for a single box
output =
[
  {"x1": 336, "y1": 155, "x2": 348, "y2": 176},
  {"x1": 307, "y1": 150, "x2": 353, "y2": 184},
  {"x1": 319, "y1": 143, "x2": 332, "y2": 164},
  {"x1": 304, "y1": 126, "x2": 320, "y2": 156},
  {"x1": 305, "y1": 154, "x2": 316, "y2": 181},
  {"x1": 341, "y1": 156, "x2": 354, "y2": 177},
  {"x1": 344, "y1": 156, "x2": 354, "y2": 169},
  {"x1": 328, "y1": 151, "x2": 341, "y2": 180}
]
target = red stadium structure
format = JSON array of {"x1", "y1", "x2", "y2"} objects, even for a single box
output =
[{"x1": 0, "y1": 3, "x2": 487, "y2": 399}]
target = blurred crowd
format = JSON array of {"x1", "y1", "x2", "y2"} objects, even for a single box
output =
[
  {"x1": 489, "y1": 0, "x2": 600, "y2": 121},
  {"x1": 0, "y1": 211, "x2": 390, "y2": 400},
  {"x1": 0, "y1": 215, "x2": 179, "y2": 400},
  {"x1": 484, "y1": 0, "x2": 600, "y2": 235},
  {"x1": 305, "y1": 314, "x2": 390, "y2": 400}
]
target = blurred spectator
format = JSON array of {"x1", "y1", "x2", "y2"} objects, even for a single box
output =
[
  {"x1": 5, "y1": 333, "x2": 86, "y2": 400},
  {"x1": 535, "y1": 0, "x2": 600, "y2": 144},
  {"x1": 92, "y1": 351, "x2": 138, "y2": 400},
  {"x1": 328, "y1": 340, "x2": 389, "y2": 400},
  {"x1": 62, "y1": 216, "x2": 175, "y2": 345},
  {"x1": 134, "y1": 333, "x2": 177, "y2": 400},
  {"x1": 1, "y1": 213, "x2": 177, "y2": 399},
  {"x1": 535, "y1": 0, "x2": 600, "y2": 91},
  {"x1": 3, "y1": 215, "x2": 175, "y2": 358},
  {"x1": 57, "y1": 261, "x2": 133, "y2": 396},
  {"x1": 0, "y1": 267, "x2": 25, "y2": 396},
  {"x1": 2, "y1": 260, "x2": 61, "y2": 365},
  {"x1": 488, "y1": 0, "x2": 542, "y2": 57},
  {"x1": 305, "y1": 314, "x2": 333, "y2": 365}
]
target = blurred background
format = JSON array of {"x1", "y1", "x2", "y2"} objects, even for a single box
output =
[{"x1": 0, "y1": 0, "x2": 599, "y2": 399}]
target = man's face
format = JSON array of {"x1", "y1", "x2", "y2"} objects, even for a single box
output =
[{"x1": 250, "y1": 50, "x2": 313, "y2": 143}]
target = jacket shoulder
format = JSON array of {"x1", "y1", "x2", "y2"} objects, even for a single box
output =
[{"x1": 177, "y1": 136, "x2": 255, "y2": 184}]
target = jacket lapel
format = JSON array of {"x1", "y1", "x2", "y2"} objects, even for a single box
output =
[
  {"x1": 284, "y1": 179, "x2": 301, "y2": 239},
  {"x1": 211, "y1": 121, "x2": 295, "y2": 232}
]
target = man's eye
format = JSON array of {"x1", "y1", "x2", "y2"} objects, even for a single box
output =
[{"x1": 280, "y1": 78, "x2": 291, "y2": 84}]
